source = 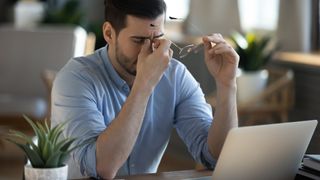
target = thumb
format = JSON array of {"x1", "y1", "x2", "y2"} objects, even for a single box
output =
[{"x1": 202, "y1": 37, "x2": 212, "y2": 50}]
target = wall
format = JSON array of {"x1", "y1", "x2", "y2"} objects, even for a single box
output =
[
  {"x1": 276, "y1": 0, "x2": 313, "y2": 52},
  {"x1": 271, "y1": 53, "x2": 320, "y2": 153}
]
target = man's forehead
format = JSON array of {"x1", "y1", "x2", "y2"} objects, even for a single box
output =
[
  {"x1": 122, "y1": 15, "x2": 164, "y2": 38},
  {"x1": 126, "y1": 15, "x2": 165, "y2": 28}
]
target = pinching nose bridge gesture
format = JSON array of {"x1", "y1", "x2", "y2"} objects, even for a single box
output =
[{"x1": 136, "y1": 38, "x2": 173, "y2": 90}]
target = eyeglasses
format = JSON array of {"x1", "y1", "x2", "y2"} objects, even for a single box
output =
[{"x1": 168, "y1": 16, "x2": 205, "y2": 59}]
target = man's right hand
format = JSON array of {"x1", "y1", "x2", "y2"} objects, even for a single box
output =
[
  {"x1": 135, "y1": 39, "x2": 173, "y2": 92},
  {"x1": 97, "y1": 38, "x2": 172, "y2": 179}
]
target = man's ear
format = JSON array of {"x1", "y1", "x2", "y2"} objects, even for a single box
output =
[{"x1": 103, "y1": 22, "x2": 114, "y2": 44}]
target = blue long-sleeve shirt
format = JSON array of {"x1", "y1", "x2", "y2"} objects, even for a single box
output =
[{"x1": 51, "y1": 46, "x2": 215, "y2": 179}]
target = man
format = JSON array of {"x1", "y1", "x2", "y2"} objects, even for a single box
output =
[{"x1": 51, "y1": 0, "x2": 239, "y2": 179}]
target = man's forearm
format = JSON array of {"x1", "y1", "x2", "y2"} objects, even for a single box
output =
[
  {"x1": 208, "y1": 82, "x2": 238, "y2": 159},
  {"x1": 96, "y1": 81, "x2": 153, "y2": 179}
]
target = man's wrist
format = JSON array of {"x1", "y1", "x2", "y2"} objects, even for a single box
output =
[
  {"x1": 132, "y1": 77, "x2": 155, "y2": 96},
  {"x1": 216, "y1": 79, "x2": 237, "y2": 92}
]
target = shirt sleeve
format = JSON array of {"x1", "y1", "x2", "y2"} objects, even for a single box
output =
[
  {"x1": 173, "y1": 64, "x2": 216, "y2": 168},
  {"x1": 51, "y1": 61, "x2": 105, "y2": 178}
]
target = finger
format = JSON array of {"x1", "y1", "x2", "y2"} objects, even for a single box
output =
[
  {"x1": 210, "y1": 46, "x2": 237, "y2": 57},
  {"x1": 217, "y1": 33, "x2": 224, "y2": 39},
  {"x1": 211, "y1": 43, "x2": 229, "y2": 51},
  {"x1": 139, "y1": 39, "x2": 152, "y2": 57},
  {"x1": 202, "y1": 37, "x2": 212, "y2": 50},
  {"x1": 213, "y1": 47, "x2": 233, "y2": 54},
  {"x1": 150, "y1": 33, "x2": 154, "y2": 51},
  {"x1": 156, "y1": 39, "x2": 172, "y2": 53},
  {"x1": 169, "y1": 48, "x2": 173, "y2": 59},
  {"x1": 204, "y1": 33, "x2": 226, "y2": 44},
  {"x1": 210, "y1": 42, "x2": 234, "y2": 54},
  {"x1": 153, "y1": 39, "x2": 161, "y2": 49}
]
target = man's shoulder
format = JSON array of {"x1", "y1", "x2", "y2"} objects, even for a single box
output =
[
  {"x1": 60, "y1": 48, "x2": 104, "y2": 74},
  {"x1": 54, "y1": 48, "x2": 106, "y2": 86},
  {"x1": 71, "y1": 48, "x2": 104, "y2": 70},
  {"x1": 167, "y1": 58, "x2": 187, "y2": 73}
]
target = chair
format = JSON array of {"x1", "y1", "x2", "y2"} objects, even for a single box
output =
[
  {"x1": 41, "y1": 70, "x2": 57, "y2": 122},
  {"x1": 0, "y1": 25, "x2": 90, "y2": 127},
  {"x1": 237, "y1": 68, "x2": 294, "y2": 125},
  {"x1": 207, "y1": 67, "x2": 295, "y2": 126}
]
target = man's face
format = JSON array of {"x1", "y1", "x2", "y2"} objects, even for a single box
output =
[{"x1": 113, "y1": 15, "x2": 165, "y2": 76}]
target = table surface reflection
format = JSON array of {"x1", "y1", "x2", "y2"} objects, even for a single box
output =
[{"x1": 79, "y1": 169, "x2": 212, "y2": 180}]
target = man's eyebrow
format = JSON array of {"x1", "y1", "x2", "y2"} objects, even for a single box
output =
[{"x1": 130, "y1": 33, "x2": 164, "y2": 40}]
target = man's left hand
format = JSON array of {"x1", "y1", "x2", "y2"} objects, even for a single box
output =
[{"x1": 203, "y1": 33, "x2": 239, "y2": 88}]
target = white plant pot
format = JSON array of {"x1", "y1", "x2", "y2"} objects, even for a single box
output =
[
  {"x1": 237, "y1": 69, "x2": 269, "y2": 104},
  {"x1": 24, "y1": 164, "x2": 68, "y2": 180},
  {"x1": 14, "y1": 1, "x2": 45, "y2": 29}
]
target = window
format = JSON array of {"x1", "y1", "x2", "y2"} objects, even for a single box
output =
[
  {"x1": 164, "y1": 0, "x2": 190, "y2": 20},
  {"x1": 238, "y1": 0, "x2": 280, "y2": 32}
]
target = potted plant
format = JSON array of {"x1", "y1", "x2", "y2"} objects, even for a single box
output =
[
  {"x1": 5, "y1": 115, "x2": 87, "y2": 180},
  {"x1": 230, "y1": 31, "x2": 276, "y2": 104}
]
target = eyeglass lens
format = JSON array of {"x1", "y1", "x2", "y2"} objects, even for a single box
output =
[
  {"x1": 170, "y1": 40, "x2": 204, "y2": 59},
  {"x1": 168, "y1": 16, "x2": 205, "y2": 59}
]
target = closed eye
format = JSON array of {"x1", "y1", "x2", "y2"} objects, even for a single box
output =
[
  {"x1": 132, "y1": 38, "x2": 146, "y2": 44},
  {"x1": 131, "y1": 33, "x2": 165, "y2": 44}
]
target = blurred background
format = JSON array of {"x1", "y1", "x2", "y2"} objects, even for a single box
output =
[{"x1": 0, "y1": 0, "x2": 319, "y2": 179}]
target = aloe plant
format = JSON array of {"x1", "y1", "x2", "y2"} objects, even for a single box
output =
[
  {"x1": 6, "y1": 115, "x2": 86, "y2": 168},
  {"x1": 230, "y1": 31, "x2": 276, "y2": 72}
]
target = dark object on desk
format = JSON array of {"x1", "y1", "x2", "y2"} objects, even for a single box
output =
[
  {"x1": 296, "y1": 167, "x2": 320, "y2": 180},
  {"x1": 295, "y1": 154, "x2": 320, "y2": 180},
  {"x1": 304, "y1": 154, "x2": 320, "y2": 172}
]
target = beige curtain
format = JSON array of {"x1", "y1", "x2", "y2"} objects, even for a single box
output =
[
  {"x1": 184, "y1": 0, "x2": 241, "y2": 36},
  {"x1": 276, "y1": 0, "x2": 312, "y2": 52}
]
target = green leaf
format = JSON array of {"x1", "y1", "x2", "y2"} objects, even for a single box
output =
[
  {"x1": 7, "y1": 130, "x2": 40, "y2": 155},
  {"x1": 23, "y1": 115, "x2": 41, "y2": 140},
  {"x1": 48, "y1": 120, "x2": 69, "y2": 145},
  {"x1": 66, "y1": 138, "x2": 95, "y2": 154},
  {"x1": 6, "y1": 138, "x2": 44, "y2": 167},
  {"x1": 60, "y1": 138, "x2": 76, "y2": 152},
  {"x1": 231, "y1": 31, "x2": 248, "y2": 49},
  {"x1": 44, "y1": 119, "x2": 50, "y2": 133},
  {"x1": 230, "y1": 31, "x2": 276, "y2": 71},
  {"x1": 57, "y1": 138, "x2": 95, "y2": 165},
  {"x1": 37, "y1": 128, "x2": 46, "y2": 156},
  {"x1": 54, "y1": 138, "x2": 73, "y2": 152},
  {"x1": 36, "y1": 121, "x2": 47, "y2": 135},
  {"x1": 58, "y1": 152, "x2": 70, "y2": 167},
  {"x1": 7, "y1": 115, "x2": 88, "y2": 168},
  {"x1": 42, "y1": 137, "x2": 54, "y2": 162},
  {"x1": 45, "y1": 151, "x2": 63, "y2": 168}
]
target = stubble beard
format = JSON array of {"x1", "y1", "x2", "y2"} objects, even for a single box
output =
[{"x1": 115, "y1": 41, "x2": 137, "y2": 76}]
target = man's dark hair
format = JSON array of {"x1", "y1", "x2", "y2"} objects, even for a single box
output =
[{"x1": 104, "y1": 0, "x2": 166, "y2": 34}]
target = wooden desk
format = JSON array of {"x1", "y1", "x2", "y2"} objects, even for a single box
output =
[
  {"x1": 116, "y1": 169, "x2": 311, "y2": 180},
  {"x1": 79, "y1": 170, "x2": 212, "y2": 180}
]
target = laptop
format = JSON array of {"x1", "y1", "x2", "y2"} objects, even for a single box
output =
[{"x1": 187, "y1": 120, "x2": 318, "y2": 180}]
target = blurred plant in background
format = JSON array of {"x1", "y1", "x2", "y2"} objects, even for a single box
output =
[
  {"x1": 42, "y1": 0, "x2": 104, "y2": 49},
  {"x1": 230, "y1": 31, "x2": 277, "y2": 72},
  {"x1": 43, "y1": 0, "x2": 83, "y2": 25}
]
